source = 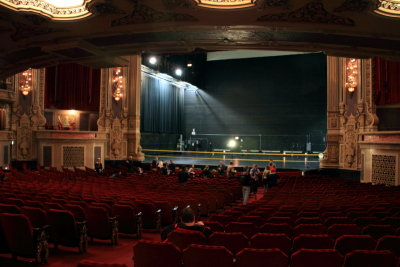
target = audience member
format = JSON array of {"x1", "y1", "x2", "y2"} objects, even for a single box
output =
[
  {"x1": 217, "y1": 161, "x2": 226, "y2": 174},
  {"x1": 178, "y1": 167, "x2": 190, "y2": 184},
  {"x1": 94, "y1": 158, "x2": 103, "y2": 175},
  {"x1": 262, "y1": 165, "x2": 270, "y2": 193},
  {"x1": 126, "y1": 155, "x2": 136, "y2": 173},
  {"x1": 157, "y1": 160, "x2": 164, "y2": 169},
  {"x1": 151, "y1": 157, "x2": 158, "y2": 169},
  {"x1": 188, "y1": 164, "x2": 196, "y2": 178},
  {"x1": 168, "y1": 160, "x2": 176, "y2": 175},
  {"x1": 239, "y1": 167, "x2": 252, "y2": 205},
  {"x1": 226, "y1": 161, "x2": 236, "y2": 178},
  {"x1": 250, "y1": 164, "x2": 260, "y2": 196},
  {"x1": 201, "y1": 165, "x2": 213, "y2": 178},
  {"x1": 161, "y1": 207, "x2": 212, "y2": 241}
]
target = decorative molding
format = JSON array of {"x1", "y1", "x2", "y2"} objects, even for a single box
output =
[
  {"x1": 88, "y1": 0, "x2": 126, "y2": 15},
  {"x1": 375, "y1": 0, "x2": 400, "y2": 18},
  {"x1": 261, "y1": 0, "x2": 288, "y2": 8},
  {"x1": 63, "y1": 146, "x2": 85, "y2": 167},
  {"x1": 163, "y1": 0, "x2": 195, "y2": 9},
  {"x1": 257, "y1": 2, "x2": 354, "y2": 26},
  {"x1": 11, "y1": 21, "x2": 63, "y2": 41},
  {"x1": 334, "y1": 0, "x2": 370, "y2": 13},
  {"x1": 344, "y1": 115, "x2": 357, "y2": 169},
  {"x1": 17, "y1": 114, "x2": 32, "y2": 160},
  {"x1": 111, "y1": 0, "x2": 197, "y2": 27}
]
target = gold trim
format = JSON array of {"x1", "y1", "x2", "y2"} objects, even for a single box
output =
[
  {"x1": 374, "y1": 0, "x2": 400, "y2": 18},
  {"x1": 194, "y1": 0, "x2": 256, "y2": 9}
]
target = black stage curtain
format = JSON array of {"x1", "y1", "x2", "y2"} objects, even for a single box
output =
[
  {"x1": 141, "y1": 74, "x2": 184, "y2": 133},
  {"x1": 45, "y1": 63, "x2": 100, "y2": 111}
]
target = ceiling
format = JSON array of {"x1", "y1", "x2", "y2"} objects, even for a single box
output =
[{"x1": 0, "y1": 0, "x2": 400, "y2": 79}]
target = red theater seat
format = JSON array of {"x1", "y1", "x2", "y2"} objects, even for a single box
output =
[
  {"x1": 363, "y1": 225, "x2": 396, "y2": 240},
  {"x1": 235, "y1": 248, "x2": 288, "y2": 267},
  {"x1": 208, "y1": 232, "x2": 249, "y2": 255},
  {"x1": 85, "y1": 206, "x2": 118, "y2": 245},
  {"x1": 294, "y1": 224, "x2": 326, "y2": 235},
  {"x1": 1, "y1": 213, "x2": 48, "y2": 263},
  {"x1": 21, "y1": 206, "x2": 47, "y2": 228},
  {"x1": 166, "y1": 228, "x2": 207, "y2": 250},
  {"x1": 334, "y1": 235, "x2": 376, "y2": 255},
  {"x1": 250, "y1": 233, "x2": 291, "y2": 255},
  {"x1": 343, "y1": 250, "x2": 397, "y2": 267},
  {"x1": 375, "y1": 235, "x2": 400, "y2": 256},
  {"x1": 203, "y1": 221, "x2": 224, "y2": 232},
  {"x1": 133, "y1": 240, "x2": 182, "y2": 267},
  {"x1": 112, "y1": 204, "x2": 142, "y2": 238},
  {"x1": 327, "y1": 224, "x2": 362, "y2": 239},
  {"x1": 183, "y1": 244, "x2": 234, "y2": 267},
  {"x1": 77, "y1": 260, "x2": 128, "y2": 267},
  {"x1": 64, "y1": 204, "x2": 87, "y2": 222},
  {"x1": 290, "y1": 249, "x2": 344, "y2": 267},
  {"x1": 292, "y1": 234, "x2": 334, "y2": 251},
  {"x1": 238, "y1": 215, "x2": 265, "y2": 227},
  {"x1": 260, "y1": 223, "x2": 293, "y2": 237},
  {"x1": 225, "y1": 222, "x2": 258, "y2": 238}
]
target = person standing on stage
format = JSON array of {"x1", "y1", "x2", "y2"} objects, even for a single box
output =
[{"x1": 250, "y1": 164, "x2": 260, "y2": 196}]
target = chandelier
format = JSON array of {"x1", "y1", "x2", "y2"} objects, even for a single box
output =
[
  {"x1": 19, "y1": 68, "x2": 33, "y2": 96},
  {"x1": 345, "y1": 58, "x2": 358, "y2": 93},
  {"x1": 112, "y1": 67, "x2": 123, "y2": 101},
  {"x1": 193, "y1": 0, "x2": 257, "y2": 9}
]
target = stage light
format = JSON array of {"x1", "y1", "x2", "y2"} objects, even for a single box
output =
[
  {"x1": 318, "y1": 153, "x2": 324, "y2": 160},
  {"x1": 149, "y1": 56, "x2": 157, "y2": 65},
  {"x1": 175, "y1": 68, "x2": 183, "y2": 77},
  {"x1": 227, "y1": 139, "x2": 237, "y2": 148},
  {"x1": 187, "y1": 62, "x2": 193, "y2": 67},
  {"x1": 235, "y1": 136, "x2": 239, "y2": 140}
]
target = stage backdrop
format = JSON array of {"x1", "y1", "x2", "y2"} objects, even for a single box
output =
[{"x1": 184, "y1": 53, "x2": 327, "y2": 152}]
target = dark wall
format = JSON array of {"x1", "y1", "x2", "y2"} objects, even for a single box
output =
[{"x1": 184, "y1": 53, "x2": 327, "y2": 151}]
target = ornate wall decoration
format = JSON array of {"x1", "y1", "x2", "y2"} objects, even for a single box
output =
[
  {"x1": 372, "y1": 154, "x2": 396, "y2": 186},
  {"x1": 257, "y1": 2, "x2": 354, "y2": 26},
  {"x1": 30, "y1": 105, "x2": 46, "y2": 128},
  {"x1": 375, "y1": 0, "x2": 400, "y2": 18},
  {"x1": 344, "y1": 115, "x2": 357, "y2": 169},
  {"x1": 334, "y1": 0, "x2": 370, "y2": 13},
  {"x1": 62, "y1": 146, "x2": 85, "y2": 167},
  {"x1": 17, "y1": 114, "x2": 32, "y2": 160},
  {"x1": 110, "y1": 117, "x2": 122, "y2": 159},
  {"x1": 11, "y1": 21, "x2": 64, "y2": 41},
  {"x1": 88, "y1": 0, "x2": 125, "y2": 15},
  {"x1": 261, "y1": 0, "x2": 288, "y2": 8},
  {"x1": 163, "y1": 0, "x2": 195, "y2": 9},
  {"x1": 111, "y1": 0, "x2": 197, "y2": 27}
]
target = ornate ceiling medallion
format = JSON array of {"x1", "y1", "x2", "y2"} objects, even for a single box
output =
[
  {"x1": 193, "y1": 0, "x2": 257, "y2": 9},
  {"x1": 375, "y1": 0, "x2": 400, "y2": 17},
  {"x1": 0, "y1": 0, "x2": 93, "y2": 21}
]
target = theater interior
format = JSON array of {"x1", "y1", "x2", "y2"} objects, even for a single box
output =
[{"x1": 0, "y1": 0, "x2": 400, "y2": 266}]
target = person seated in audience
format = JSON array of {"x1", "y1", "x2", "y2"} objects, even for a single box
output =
[
  {"x1": 188, "y1": 164, "x2": 196, "y2": 178},
  {"x1": 94, "y1": 158, "x2": 103, "y2": 175},
  {"x1": 151, "y1": 157, "x2": 158, "y2": 170},
  {"x1": 201, "y1": 165, "x2": 213, "y2": 178},
  {"x1": 217, "y1": 161, "x2": 226, "y2": 174},
  {"x1": 178, "y1": 167, "x2": 190, "y2": 184},
  {"x1": 161, "y1": 207, "x2": 212, "y2": 241},
  {"x1": 161, "y1": 161, "x2": 169, "y2": 175},
  {"x1": 157, "y1": 160, "x2": 164, "y2": 169},
  {"x1": 168, "y1": 160, "x2": 176, "y2": 175},
  {"x1": 125, "y1": 155, "x2": 135, "y2": 173},
  {"x1": 226, "y1": 161, "x2": 236, "y2": 178}
]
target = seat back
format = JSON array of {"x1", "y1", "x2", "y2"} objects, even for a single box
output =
[
  {"x1": 294, "y1": 224, "x2": 326, "y2": 235},
  {"x1": 292, "y1": 234, "x2": 334, "y2": 251},
  {"x1": 225, "y1": 222, "x2": 257, "y2": 238},
  {"x1": 183, "y1": 244, "x2": 234, "y2": 267},
  {"x1": 250, "y1": 233, "x2": 291, "y2": 255},
  {"x1": 290, "y1": 248, "x2": 344, "y2": 267},
  {"x1": 133, "y1": 240, "x2": 182, "y2": 267},
  {"x1": 237, "y1": 215, "x2": 265, "y2": 227},
  {"x1": 112, "y1": 204, "x2": 138, "y2": 235},
  {"x1": 1, "y1": 213, "x2": 34, "y2": 257},
  {"x1": 362, "y1": 225, "x2": 395, "y2": 240},
  {"x1": 203, "y1": 221, "x2": 224, "y2": 232},
  {"x1": 47, "y1": 209, "x2": 79, "y2": 246},
  {"x1": 208, "y1": 232, "x2": 248, "y2": 255},
  {"x1": 64, "y1": 204, "x2": 86, "y2": 222},
  {"x1": 85, "y1": 206, "x2": 111, "y2": 239},
  {"x1": 260, "y1": 223, "x2": 293, "y2": 237},
  {"x1": 21, "y1": 206, "x2": 47, "y2": 228},
  {"x1": 166, "y1": 228, "x2": 207, "y2": 250},
  {"x1": 376, "y1": 235, "x2": 400, "y2": 257},
  {"x1": 334, "y1": 235, "x2": 376, "y2": 255},
  {"x1": 77, "y1": 259, "x2": 128, "y2": 267},
  {"x1": 327, "y1": 224, "x2": 362, "y2": 239},
  {"x1": 0, "y1": 203, "x2": 21, "y2": 214},
  {"x1": 236, "y1": 248, "x2": 288, "y2": 267},
  {"x1": 137, "y1": 202, "x2": 158, "y2": 229},
  {"x1": 343, "y1": 249, "x2": 397, "y2": 267}
]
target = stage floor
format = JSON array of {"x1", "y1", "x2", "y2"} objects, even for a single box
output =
[{"x1": 143, "y1": 151, "x2": 320, "y2": 170}]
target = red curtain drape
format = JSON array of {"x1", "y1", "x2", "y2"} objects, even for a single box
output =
[
  {"x1": 45, "y1": 63, "x2": 100, "y2": 111},
  {"x1": 374, "y1": 57, "x2": 400, "y2": 105}
]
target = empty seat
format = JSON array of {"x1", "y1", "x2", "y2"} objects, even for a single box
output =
[
  {"x1": 225, "y1": 222, "x2": 257, "y2": 238},
  {"x1": 77, "y1": 259, "x2": 128, "y2": 267},
  {"x1": 1, "y1": 213, "x2": 48, "y2": 263},
  {"x1": 133, "y1": 240, "x2": 182, "y2": 267},
  {"x1": 324, "y1": 217, "x2": 353, "y2": 227},
  {"x1": 136, "y1": 202, "x2": 161, "y2": 230},
  {"x1": 268, "y1": 217, "x2": 293, "y2": 225},
  {"x1": 46, "y1": 209, "x2": 88, "y2": 253},
  {"x1": 343, "y1": 249, "x2": 397, "y2": 267},
  {"x1": 363, "y1": 225, "x2": 395, "y2": 240},
  {"x1": 375, "y1": 235, "x2": 400, "y2": 256},
  {"x1": 327, "y1": 224, "x2": 362, "y2": 239},
  {"x1": 294, "y1": 224, "x2": 326, "y2": 235},
  {"x1": 250, "y1": 233, "x2": 291, "y2": 255},
  {"x1": 295, "y1": 217, "x2": 322, "y2": 225},
  {"x1": 208, "y1": 232, "x2": 249, "y2": 255},
  {"x1": 64, "y1": 204, "x2": 87, "y2": 222},
  {"x1": 21, "y1": 206, "x2": 47, "y2": 228},
  {"x1": 203, "y1": 221, "x2": 224, "y2": 232},
  {"x1": 183, "y1": 244, "x2": 234, "y2": 267},
  {"x1": 208, "y1": 215, "x2": 234, "y2": 227},
  {"x1": 166, "y1": 228, "x2": 207, "y2": 250},
  {"x1": 153, "y1": 201, "x2": 174, "y2": 225},
  {"x1": 238, "y1": 215, "x2": 265, "y2": 227},
  {"x1": 235, "y1": 248, "x2": 288, "y2": 267},
  {"x1": 260, "y1": 223, "x2": 293, "y2": 237},
  {"x1": 292, "y1": 234, "x2": 334, "y2": 251},
  {"x1": 354, "y1": 217, "x2": 382, "y2": 227},
  {"x1": 334, "y1": 235, "x2": 376, "y2": 255},
  {"x1": 85, "y1": 206, "x2": 118, "y2": 245},
  {"x1": 112, "y1": 204, "x2": 142, "y2": 238},
  {"x1": 0, "y1": 203, "x2": 20, "y2": 214},
  {"x1": 382, "y1": 217, "x2": 400, "y2": 229},
  {"x1": 290, "y1": 248, "x2": 344, "y2": 267}
]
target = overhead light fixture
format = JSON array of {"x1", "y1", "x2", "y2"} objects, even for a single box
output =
[
  {"x1": 175, "y1": 68, "x2": 183, "y2": 77},
  {"x1": 345, "y1": 58, "x2": 358, "y2": 94},
  {"x1": 112, "y1": 67, "x2": 123, "y2": 101},
  {"x1": 149, "y1": 56, "x2": 157, "y2": 65},
  {"x1": 0, "y1": 0, "x2": 93, "y2": 20},
  {"x1": 19, "y1": 68, "x2": 32, "y2": 96},
  {"x1": 374, "y1": 0, "x2": 400, "y2": 18},
  {"x1": 227, "y1": 139, "x2": 237, "y2": 148},
  {"x1": 193, "y1": 0, "x2": 257, "y2": 9},
  {"x1": 187, "y1": 62, "x2": 193, "y2": 67}
]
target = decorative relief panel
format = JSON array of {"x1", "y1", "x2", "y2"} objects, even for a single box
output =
[
  {"x1": 372, "y1": 154, "x2": 396, "y2": 186},
  {"x1": 63, "y1": 146, "x2": 84, "y2": 167}
]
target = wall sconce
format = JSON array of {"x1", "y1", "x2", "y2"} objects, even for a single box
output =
[
  {"x1": 19, "y1": 68, "x2": 32, "y2": 96},
  {"x1": 112, "y1": 67, "x2": 123, "y2": 101},
  {"x1": 346, "y1": 58, "x2": 358, "y2": 94}
]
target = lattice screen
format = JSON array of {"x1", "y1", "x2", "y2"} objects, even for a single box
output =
[
  {"x1": 63, "y1": 146, "x2": 84, "y2": 167},
  {"x1": 372, "y1": 154, "x2": 396, "y2": 186}
]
